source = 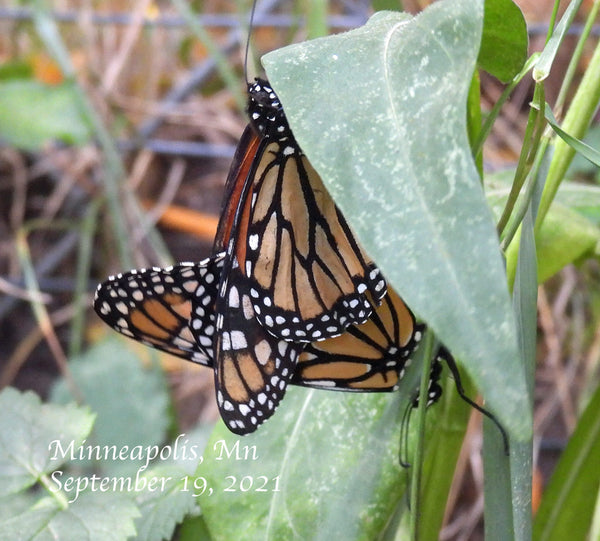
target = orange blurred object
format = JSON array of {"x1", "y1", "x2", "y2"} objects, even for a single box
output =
[
  {"x1": 150, "y1": 202, "x2": 219, "y2": 242},
  {"x1": 532, "y1": 466, "x2": 543, "y2": 514},
  {"x1": 32, "y1": 53, "x2": 63, "y2": 85}
]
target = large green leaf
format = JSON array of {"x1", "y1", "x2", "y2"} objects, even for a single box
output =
[
  {"x1": 0, "y1": 388, "x2": 139, "y2": 539},
  {"x1": 51, "y1": 337, "x2": 170, "y2": 476},
  {"x1": 198, "y1": 382, "x2": 446, "y2": 540},
  {"x1": 134, "y1": 465, "x2": 199, "y2": 541},
  {"x1": 263, "y1": 1, "x2": 528, "y2": 438},
  {"x1": 528, "y1": 202, "x2": 600, "y2": 283},
  {"x1": 0, "y1": 492, "x2": 138, "y2": 541},
  {"x1": 0, "y1": 387, "x2": 94, "y2": 497},
  {"x1": 487, "y1": 178, "x2": 600, "y2": 284}
]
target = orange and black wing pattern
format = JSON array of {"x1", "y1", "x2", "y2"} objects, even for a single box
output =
[
  {"x1": 94, "y1": 254, "x2": 223, "y2": 366},
  {"x1": 293, "y1": 286, "x2": 425, "y2": 391},
  {"x1": 199, "y1": 78, "x2": 390, "y2": 433},
  {"x1": 217, "y1": 79, "x2": 387, "y2": 344},
  {"x1": 210, "y1": 257, "x2": 302, "y2": 434}
]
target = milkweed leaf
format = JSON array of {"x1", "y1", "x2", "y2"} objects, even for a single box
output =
[
  {"x1": 479, "y1": 0, "x2": 528, "y2": 82},
  {"x1": 0, "y1": 80, "x2": 91, "y2": 150},
  {"x1": 198, "y1": 383, "x2": 443, "y2": 540},
  {"x1": 264, "y1": 0, "x2": 529, "y2": 438}
]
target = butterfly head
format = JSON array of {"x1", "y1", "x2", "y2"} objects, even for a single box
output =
[{"x1": 247, "y1": 78, "x2": 294, "y2": 143}]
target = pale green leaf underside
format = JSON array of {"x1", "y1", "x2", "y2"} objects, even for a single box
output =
[
  {"x1": 263, "y1": 1, "x2": 529, "y2": 438},
  {"x1": 199, "y1": 385, "x2": 430, "y2": 540},
  {"x1": 134, "y1": 465, "x2": 199, "y2": 541}
]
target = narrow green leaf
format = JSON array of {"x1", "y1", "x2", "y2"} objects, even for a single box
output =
[
  {"x1": 567, "y1": 125, "x2": 600, "y2": 177},
  {"x1": 418, "y1": 367, "x2": 473, "y2": 540},
  {"x1": 533, "y1": 383, "x2": 600, "y2": 540},
  {"x1": 408, "y1": 330, "x2": 435, "y2": 539},
  {"x1": 485, "y1": 203, "x2": 536, "y2": 541},
  {"x1": 543, "y1": 103, "x2": 600, "y2": 167},
  {"x1": 0, "y1": 387, "x2": 94, "y2": 496},
  {"x1": 51, "y1": 337, "x2": 170, "y2": 476},
  {"x1": 0, "y1": 80, "x2": 91, "y2": 150},
  {"x1": 263, "y1": 1, "x2": 528, "y2": 438},
  {"x1": 533, "y1": 0, "x2": 583, "y2": 81},
  {"x1": 479, "y1": 0, "x2": 528, "y2": 82}
]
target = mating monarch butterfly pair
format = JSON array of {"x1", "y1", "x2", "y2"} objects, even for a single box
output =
[{"x1": 94, "y1": 78, "x2": 443, "y2": 435}]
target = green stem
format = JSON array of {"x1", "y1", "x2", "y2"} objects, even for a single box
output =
[
  {"x1": 31, "y1": 2, "x2": 171, "y2": 268},
  {"x1": 535, "y1": 36, "x2": 600, "y2": 233},
  {"x1": 499, "y1": 85, "x2": 547, "y2": 249},
  {"x1": 30, "y1": 2, "x2": 132, "y2": 268},
  {"x1": 547, "y1": 0, "x2": 561, "y2": 37},
  {"x1": 554, "y1": 0, "x2": 600, "y2": 114},
  {"x1": 408, "y1": 330, "x2": 435, "y2": 541},
  {"x1": 70, "y1": 200, "x2": 101, "y2": 359},
  {"x1": 473, "y1": 54, "x2": 539, "y2": 161},
  {"x1": 304, "y1": 0, "x2": 329, "y2": 39},
  {"x1": 15, "y1": 228, "x2": 84, "y2": 403},
  {"x1": 496, "y1": 82, "x2": 546, "y2": 237}
]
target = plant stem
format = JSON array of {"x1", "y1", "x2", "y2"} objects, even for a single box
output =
[
  {"x1": 473, "y1": 54, "x2": 539, "y2": 162},
  {"x1": 497, "y1": 82, "x2": 546, "y2": 238},
  {"x1": 408, "y1": 330, "x2": 435, "y2": 540}
]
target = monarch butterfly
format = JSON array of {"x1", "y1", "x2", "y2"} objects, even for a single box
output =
[
  {"x1": 94, "y1": 251, "x2": 440, "y2": 429},
  {"x1": 95, "y1": 78, "x2": 436, "y2": 434}
]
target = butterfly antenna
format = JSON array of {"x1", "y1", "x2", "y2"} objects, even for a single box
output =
[
  {"x1": 244, "y1": 0, "x2": 259, "y2": 85},
  {"x1": 440, "y1": 348, "x2": 510, "y2": 455}
]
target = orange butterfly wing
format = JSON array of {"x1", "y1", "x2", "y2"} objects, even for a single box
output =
[{"x1": 94, "y1": 255, "x2": 223, "y2": 365}]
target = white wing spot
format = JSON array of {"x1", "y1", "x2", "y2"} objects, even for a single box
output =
[
  {"x1": 249, "y1": 234, "x2": 260, "y2": 251},
  {"x1": 230, "y1": 330, "x2": 247, "y2": 350}
]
